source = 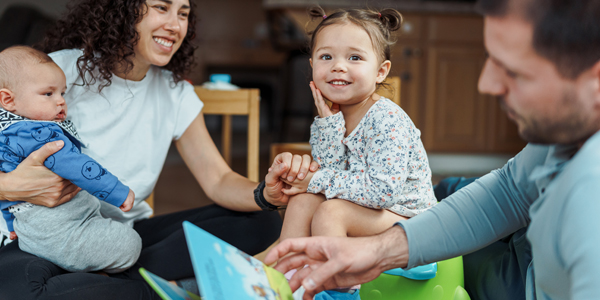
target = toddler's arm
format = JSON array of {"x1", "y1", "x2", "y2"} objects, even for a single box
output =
[
  {"x1": 309, "y1": 80, "x2": 348, "y2": 171},
  {"x1": 309, "y1": 113, "x2": 348, "y2": 171},
  {"x1": 308, "y1": 107, "x2": 418, "y2": 209}
]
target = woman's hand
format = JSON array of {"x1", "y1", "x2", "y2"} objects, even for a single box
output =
[
  {"x1": 0, "y1": 141, "x2": 80, "y2": 207},
  {"x1": 264, "y1": 152, "x2": 319, "y2": 206},
  {"x1": 310, "y1": 81, "x2": 339, "y2": 118}
]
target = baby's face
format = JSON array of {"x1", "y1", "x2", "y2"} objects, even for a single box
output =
[{"x1": 12, "y1": 62, "x2": 68, "y2": 121}]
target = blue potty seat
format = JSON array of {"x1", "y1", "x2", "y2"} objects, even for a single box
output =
[
  {"x1": 314, "y1": 289, "x2": 361, "y2": 300},
  {"x1": 383, "y1": 262, "x2": 438, "y2": 280}
]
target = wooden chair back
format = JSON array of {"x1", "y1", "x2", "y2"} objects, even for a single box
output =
[
  {"x1": 195, "y1": 86, "x2": 261, "y2": 182},
  {"x1": 145, "y1": 87, "x2": 261, "y2": 212},
  {"x1": 380, "y1": 76, "x2": 401, "y2": 106}
]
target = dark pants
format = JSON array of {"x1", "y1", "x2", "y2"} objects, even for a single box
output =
[
  {"x1": 0, "y1": 204, "x2": 282, "y2": 300},
  {"x1": 434, "y1": 177, "x2": 531, "y2": 300}
]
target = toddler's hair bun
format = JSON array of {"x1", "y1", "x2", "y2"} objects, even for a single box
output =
[{"x1": 379, "y1": 8, "x2": 403, "y2": 32}]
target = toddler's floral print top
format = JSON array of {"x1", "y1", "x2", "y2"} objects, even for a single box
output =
[{"x1": 308, "y1": 98, "x2": 436, "y2": 217}]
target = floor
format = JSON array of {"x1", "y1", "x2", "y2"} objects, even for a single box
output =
[{"x1": 153, "y1": 150, "x2": 211, "y2": 216}]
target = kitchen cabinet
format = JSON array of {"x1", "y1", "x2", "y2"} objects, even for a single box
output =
[
  {"x1": 265, "y1": 3, "x2": 526, "y2": 153},
  {"x1": 390, "y1": 14, "x2": 526, "y2": 153}
]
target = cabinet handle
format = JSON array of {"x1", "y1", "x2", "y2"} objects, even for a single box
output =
[
  {"x1": 413, "y1": 48, "x2": 423, "y2": 58},
  {"x1": 402, "y1": 47, "x2": 423, "y2": 58},
  {"x1": 400, "y1": 71, "x2": 412, "y2": 81}
]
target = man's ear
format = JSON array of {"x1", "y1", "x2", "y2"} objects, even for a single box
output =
[
  {"x1": 376, "y1": 60, "x2": 392, "y2": 84},
  {"x1": 0, "y1": 89, "x2": 16, "y2": 111},
  {"x1": 591, "y1": 60, "x2": 600, "y2": 106}
]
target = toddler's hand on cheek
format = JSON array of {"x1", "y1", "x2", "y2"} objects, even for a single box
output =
[{"x1": 310, "y1": 81, "x2": 338, "y2": 118}]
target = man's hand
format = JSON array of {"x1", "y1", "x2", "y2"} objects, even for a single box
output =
[
  {"x1": 120, "y1": 189, "x2": 135, "y2": 212},
  {"x1": 0, "y1": 141, "x2": 80, "y2": 207},
  {"x1": 264, "y1": 152, "x2": 319, "y2": 206},
  {"x1": 264, "y1": 226, "x2": 409, "y2": 299}
]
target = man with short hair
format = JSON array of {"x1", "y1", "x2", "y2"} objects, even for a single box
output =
[{"x1": 265, "y1": 0, "x2": 600, "y2": 299}]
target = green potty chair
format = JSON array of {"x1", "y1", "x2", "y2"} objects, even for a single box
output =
[{"x1": 359, "y1": 256, "x2": 470, "y2": 300}]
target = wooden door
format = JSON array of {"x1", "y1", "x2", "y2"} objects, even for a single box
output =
[{"x1": 423, "y1": 46, "x2": 488, "y2": 152}]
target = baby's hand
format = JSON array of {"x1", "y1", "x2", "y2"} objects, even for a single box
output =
[
  {"x1": 281, "y1": 171, "x2": 315, "y2": 196},
  {"x1": 9, "y1": 231, "x2": 17, "y2": 240},
  {"x1": 120, "y1": 189, "x2": 135, "y2": 212}
]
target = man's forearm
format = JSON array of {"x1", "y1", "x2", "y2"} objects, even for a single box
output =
[
  {"x1": 397, "y1": 145, "x2": 546, "y2": 268},
  {"x1": 374, "y1": 225, "x2": 410, "y2": 271}
]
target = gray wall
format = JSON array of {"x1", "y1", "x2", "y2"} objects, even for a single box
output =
[{"x1": 0, "y1": 0, "x2": 69, "y2": 19}]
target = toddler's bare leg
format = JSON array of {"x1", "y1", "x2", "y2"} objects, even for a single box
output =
[
  {"x1": 279, "y1": 193, "x2": 325, "y2": 241},
  {"x1": 311, "y1": 199, "x2": 407, "y2": 237}
]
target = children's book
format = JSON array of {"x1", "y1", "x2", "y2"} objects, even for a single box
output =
[
  {"x1": 139, "y1": 268, "x2": 201, "y2": 300},
  {"x1": 139, "y1": 221, "x2": 293, "y2": 300}
]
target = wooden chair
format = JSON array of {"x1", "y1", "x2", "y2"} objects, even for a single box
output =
[
  {"x1": 270, "y1": 76, "x2": 401, "y2": 161},
  {"x1": 199, "y1": 86, "x2": 279, "y2": 261},
  {"x1": 382, "y1": 76, "x2": 401, "y2": 106},
  {"x1": 146, "y1": 86, "x2": 279, "y2": 261},
  {"x1": 195, "y1": 87, "x2": 261, "y2": 182},
  {"x1": 145, "y1": 87, "x2": 261, "y2": 212}
]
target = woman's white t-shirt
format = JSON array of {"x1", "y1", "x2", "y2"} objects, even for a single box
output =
[{"x1": 47, "y1": 49, "x2": 203, "y2": 226}]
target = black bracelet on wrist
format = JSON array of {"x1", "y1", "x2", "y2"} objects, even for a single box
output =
[{"x1": 254, "y1": 181, "x2": 279, "y2": 211}]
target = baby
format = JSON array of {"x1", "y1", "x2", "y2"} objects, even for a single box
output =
[{"x1": 0, "y1": 45, "x2": 141, "y2": 273}]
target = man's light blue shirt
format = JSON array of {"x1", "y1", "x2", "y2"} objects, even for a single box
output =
[{"x1": 398, "y1": 130, "x2": 600, "y2": 299}]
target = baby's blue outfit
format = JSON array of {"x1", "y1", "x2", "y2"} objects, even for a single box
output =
[
  {"x1": 0, "y1": 109, "x2": 141, "y2": 273},
  {"x1": 398, "y1": 130, "x2": 600, "y2": 299},
  {"x1": 0, "y1": 119, "x2": 129, "y2": 231}
]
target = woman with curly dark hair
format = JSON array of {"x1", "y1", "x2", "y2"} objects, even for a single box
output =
[
  {"x1": 41, "y1": 0, "x2": 196, "y2": 90},
  {"x1": 0, "y1": 0, "x2": 314, "y2": 299}
]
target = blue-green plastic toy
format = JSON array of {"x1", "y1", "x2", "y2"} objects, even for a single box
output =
[{"x1": 359, "y1": 256, "x2": 470, "y2": 300}]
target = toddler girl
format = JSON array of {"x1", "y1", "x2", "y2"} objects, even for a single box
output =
[{"x1": 280, "y1": 7, "x2": 436, "y2": 248}]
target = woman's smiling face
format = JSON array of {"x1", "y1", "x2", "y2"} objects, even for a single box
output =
[{"x1": 133, "y1": 0, "x2": 190, "y2": 71}]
